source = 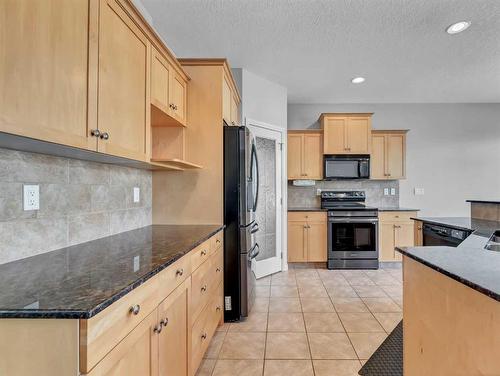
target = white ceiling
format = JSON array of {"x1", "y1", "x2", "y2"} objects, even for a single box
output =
[{"x1": 141, "y1": 0, "x2": 500, "y2": 104}]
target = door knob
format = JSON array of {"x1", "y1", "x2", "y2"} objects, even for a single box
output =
[
  {"x1": 129, "y1": 304, "x2": 140, "y2": 315},
  {"x1": 100, "y1": 132, "x2": 109, "y2": 140},
  {"x1": 176, "y1": 268, "x2": 184, "y2": 276},
  {"x1": 90, "y1": 129, "x2": 100, "y2": 138}
]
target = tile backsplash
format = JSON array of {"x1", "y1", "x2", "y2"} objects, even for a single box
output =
[
  {"x1": 0, "y1": 148, "x2": 152, "y2": 265},
  {"x1": 288, "y1": 180, "x2": 400, "y2": 208}
]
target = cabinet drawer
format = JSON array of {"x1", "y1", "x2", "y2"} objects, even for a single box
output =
[
  {"x1": 79, "y1": 275, "x2": 160, "y2": 373},
  {"x1": 379, "y1": 211, "x2": 417, "y2": 223},
  {"x1": 157, "y1": 254, "x2": 191, "y2": 302},
  {"x1": 191, "y1": 239, "x2": 212, "y2": 271},
  {"x1": 288, "y1": 211, "x2": 326, "y2": 223},
  {"x1": 211, "y1": 230, "x2": 223, "y2": 252}
]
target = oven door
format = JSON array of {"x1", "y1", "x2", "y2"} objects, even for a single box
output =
[{"x1": 328, "y1": 218, "x2": 378, "y2": 259}]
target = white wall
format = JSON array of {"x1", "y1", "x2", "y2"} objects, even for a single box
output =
[
  {"x1": 232, "y1": 68, "x2": 287, "y2": 129},
  {"x1": 288, "y1": 103, "x2": 500, "y2": 217}
]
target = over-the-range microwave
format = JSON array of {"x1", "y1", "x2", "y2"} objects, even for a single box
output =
[{"x1": 324, "y1": 155, "x2": 370, "y2": 180}]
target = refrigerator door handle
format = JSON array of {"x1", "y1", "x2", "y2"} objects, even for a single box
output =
[
  {"x1": 250, "y1": 141, "x2": 259, "y2": 212},
  {"x1": 251, "y1": 222, "x2": 259, "y2": 234},
  {"x1": 248, "y1": 243, "x2": 260, "y2": 260}
]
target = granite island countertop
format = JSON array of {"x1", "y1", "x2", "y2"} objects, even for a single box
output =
[
  {"x1": 0, "y1": 224, "x2": 223, "y2": 319},
  {"x1": 397, "y1": 245, "x2": 500, "y2": 302}
]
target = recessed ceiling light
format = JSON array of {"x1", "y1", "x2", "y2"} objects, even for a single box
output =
[
  {"x1": 446, "y1": 21, "x2": 471, "y2": 34},
  {"x1": 351, "y1": 77, "x2": 365, "y2": 84}
]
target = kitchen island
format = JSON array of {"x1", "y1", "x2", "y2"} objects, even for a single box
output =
[
  {"x1": 397, "y1": 244, "x2": 500, "y2": 375},
  {"x1": 0, "y1": 224, "x2": 224, "y2": 376}
]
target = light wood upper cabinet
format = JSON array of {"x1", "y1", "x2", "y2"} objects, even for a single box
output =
[
  {"x1": 96, "y1": 0, "x2": 150, "y2": 161},
  {"x1": 370, "y1": 130, "x2": 407, "y2": 179},
  {"x1": 151, "y1": 48, "x2": 172, "y2": 115},
  {"x1": 287, "y1": 131, "x2": 323, "y2": 180},
  {"x1": 288, "y1": 212, "x2": 327, "y2": 262},
  {"x1": 0, "y1": 0, "x2": 94, "y2": 150},
  {"x1": 230, "y1": 94, "x2": 239, "y2": 126},
  {"x1": 320, "y1": 114, "x2": 372, "y2": 154},
  {"x1": 222, "y1": 77, "x2": 232, "y2": 125},
  {"x1": 170, "y1": 71, "x2": 188, "y2": 125}
]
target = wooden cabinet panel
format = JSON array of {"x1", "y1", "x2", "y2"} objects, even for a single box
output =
[
  {"x1": 379, "y1": 223, "x2": 396, "y2": 262},
  {"x1": 97, "y1": 0, "x2": 149, "y2": 161},
  {"x1": 287, "y1": 134, "x2": 303, "y2": 179},
  {"x1": 346, "y1": 117, "x2": 370, "y2": 154},
  {"x1": 370, "y1": 134, "x2": 386, "y2": 179},
  {"x1": 222, "y1": 77, "x2": 232, "y2": 125},
  {"x1": 379, "y1": 212, "x2": 416, "y2": 262},
  {"x1": 288, "y1": 222, "x2": 307, "y2": 262},
  {"x1": 303, "y1": 134, "x2": 323, "y2": 179},
  {"x1": 157, "y1": 282, "x2": 189, "y2": 376},
  {"x1": 394, "y1": 223, "x2": 414, "y2": 261},
  {"x1": 230, "y1": 94, "x2": 239, "y2": 126},
  {"x1": 151, "y1": 48, "x2": 171, "y2": 114},
  {"x1": 323, "y1": 118, "x2": 346, "y2": 154},
  {"x1": 307, "y1": 222, "x2": 327, "y2": 262},
  {"x1": 387, "y1": 134, "x2": 405, "y2": 179},
  {"x1": 0, "y1": 0, "x2": 93, "y2": 150},
  {"x1": 86, "y1": 310, "x2": 157, "y2": 376},
  {"x1": 170, "y1": 71, "x2": 187, "y2": 125},
  {"x1": 414, "y1": 220, "x2": 423, "y2": 246}
]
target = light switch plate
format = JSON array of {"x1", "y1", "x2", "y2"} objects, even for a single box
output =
[
  {"x1": 23, "y1": 184, "x2": 40, "y2": 211},
  {"x1": 390, "y1": 188, "x2": 396, "y2": 196},
  {"x1": 383, "y1": 188, "x2": 389, "y2": 196},
  {"x1": 133, "y1": 256, "x2": 140, "y2": 272},
  {"x1": 414, "y1": 187, "x2": 425, "y2": 196},
  {"x1": 133, "y1": 187, "x2": 140, "y2": 203}
]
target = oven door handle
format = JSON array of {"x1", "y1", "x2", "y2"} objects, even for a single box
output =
[{"x1": 328, "y1": 218, "x2": 379, "y2": 224}]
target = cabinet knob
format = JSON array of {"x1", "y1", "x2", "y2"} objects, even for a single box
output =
[
  {"x1": 162, "y1": 318, "x2": 169, "y2": 327},
  {"x1": 216, "y1": 306, "x2": 221, "y2": 312},
  {"x1": 154, "y1": 324, "x2": 163, "y2": 334},
  {"x1": 201, "y1": 332, "x2": 207, "y2": 340},
  {"x1": 90, "y1": 129, "x2": 100, "y2": 138},
  {"x1": 100, "y1": 132, "x2": 109, "y2": 140},
  {"x1": 216, "y1": 239, "x2": 221, "y2": 244},
  {"x1": 176, "y1": 268, "x2": 184, "y2": 276},
  {"x1": 201, "y1": 250, "x2": 207, "y2": 256},
  {"x1": 169, "y1": 103, "x2": 175, "y2": 109},
  {"x1": 216, "y1": 267, "x2": 221, "y2": 273},
  {"x1": 129, "y1": 304, "x2": 140, "y2": 315},
  {"x1": 201, "y1": 285, "x2": 207, "y2": 292}
]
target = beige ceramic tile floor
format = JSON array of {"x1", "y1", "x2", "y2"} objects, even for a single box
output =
[{"x1": 197, "y1": 263, "x2": 403, "y2": 376}]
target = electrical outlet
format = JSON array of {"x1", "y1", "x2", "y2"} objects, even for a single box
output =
[
  {"x1": 390, "y1": 188, "x2": 396, "y2": 196},
  {"x1": 23, "y1": 184, "x2": 40, "y2": 211},
  {"x1": 383, "y1": 188, "x2": 389, "y2": 196},
  {"x1": 133, "y1": 187, "x2": 140, "y2": 203},
  {"x1": 316, "y1": 188, "x2": 322, "y2": 196},
  {"x1": 414, "y1": 187, "x2": 425, "y2": 196}
]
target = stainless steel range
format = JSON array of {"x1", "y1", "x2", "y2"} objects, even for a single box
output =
[{"x1": 321, "y1": 191, "x2": 379, "y2": 270}]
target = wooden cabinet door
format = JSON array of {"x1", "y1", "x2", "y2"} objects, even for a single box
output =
[
  {"x1": 323, "y1": 118, "x2": 347, "y2": 154},
  {"x1": 230, "y1": 94, "x2": 239, "y2": 126},
  {"x1": 222, "y1": 77, "x2": 232, "y2": 125},
  {"x1": 303, "y1": 134, "x2": 323, "y2": 180},
  {"x1": 288, "y1": 221, "x2": 307, "y2": 262},
  {"x1": 97, "y1": 0, "x2": 149, "y2": 161},
  {"x1": 414, "y1": 220, "x2": 423, "y2": 246},
  {"x1": 170, "y1": 71, "x2": 188, "y2": 126},
  {"x1": 157, "y1": 282, "x2": 189, "y2": 376},
  {"x1": 379, "y1": 223, "x2": 396, "y2": 262},
  {"x1": 86, "y1": 310, "x2": 157, "y2": 376},
  {"x1": 395, "y1": 223, "x2": 414, "y2": 261},
  {"x1": 287, "y1": 134, "x2": 303, "y2": 179},
  {"x1": 151, "y1": 48, "x2": 172, "y2": 115},
  {"x1": 307, "y1": 222, "x2": 327, "y2": 262},
  {"x1": 387, "y1": 134, "x2": 405, "y2": 179},
  {"x1": 0, "y1": 0, "x2": 94, "y2": 150},
  {"x1": 371, "y1": 134, "x2": 386, "y2": 179},
  {"x1": 346, "y1": 117, "x2": 370, "y2": 154}
]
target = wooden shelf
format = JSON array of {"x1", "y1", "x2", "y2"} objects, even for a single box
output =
[
  {"x1": 151, "y1": 102, "x2": 186, "y2": 128},
  {"x1": 149, "y1": 161, "x2": 184, "y2": 171},
  {"x1": 151, "y1": 158, "x2": 202, "y2": 169}
]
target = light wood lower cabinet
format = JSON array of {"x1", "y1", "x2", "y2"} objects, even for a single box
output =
[
  {"x1": 379, "y1": 212, "x2": 417, "y2": 262},
  {"x1": 414, "y1": 220, "x2": 423, "y2": 246},
  {"x1": 288, "y1": 212, "x2": 327, "y2": 262}
]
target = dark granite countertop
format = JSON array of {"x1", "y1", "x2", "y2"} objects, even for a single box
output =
[
  {"x1": 466, "y1": 199, "x2": 500, "y2": 205},
  {"x1": 378, "y1": 207, "x2": 420, "y2": 212},
  {"x1": 0, "y1": 224, "x2": 223, "y2": 319},
  {"x1": 397, "y1": 245, "x2": 500, "y2": 302},
  {"x1": 411, "y1": 216, "x2": 500, "y2": 238},
  {"x1": 288, "y1": 207, "x2": 327, "y2": 212}
]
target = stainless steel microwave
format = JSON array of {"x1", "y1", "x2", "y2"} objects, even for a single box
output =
[{"x1": 324, "y1": 155, "x2": 370, "y2": 180}]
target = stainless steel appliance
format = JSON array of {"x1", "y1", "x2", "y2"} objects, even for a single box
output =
[
  {"x1": 223, "y1": 125, "x2": 260, "y2": 322},
  {"x1": 423, "y1": 223, "x2": 470, "y2": 247},
  {"x1": 321, "y1": 191, "x2": 379, "y2": 269},
  {"x1": 324, "y1": 155, "x2": 370, "y2": 180}
]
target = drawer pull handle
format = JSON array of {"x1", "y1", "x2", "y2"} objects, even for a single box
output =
[
  {"x1": 216, "y1": 306, "x2": 221, "y2": 312},
  {"x1": 176, "y1": 268, "x2": 184, "y2": 276},
  {"x1": 216, "y1": 267, "x2": 221, "y2": 273},
  {"x1": 201, "y1": 285, "x2": 207, "y2": 293},
  {"x1": 216, "y1": 239, "x2": 221, "y2": 244},
  {"x1": 201, "y1": 332, "x2": 207, "y2": 340},
  {"x1": 154, "y1": 324, "x2": 163, "y2": 334},
  {"x1": 129, "y1": 304, "x2": 141, "y2": 315},
  {"x1": 162, "y1": 318, "x2": 169, "y2": 327},
  {"x1": 201, "y1": 250, "x2": 207, "y2": 256}
]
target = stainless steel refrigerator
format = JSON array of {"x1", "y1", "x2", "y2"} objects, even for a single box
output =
[{"x1": 223, "y1": 125, "x2": 259, "y2": 322}]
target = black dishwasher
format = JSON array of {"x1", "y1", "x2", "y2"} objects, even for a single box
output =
[{"x1": 423, "y1": 223, "x2": 470, "y2": 247}]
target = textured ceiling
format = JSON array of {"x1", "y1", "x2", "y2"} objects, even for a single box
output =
[{"x1": 141, "y1": 0, "x2": 500, "y2": 103}]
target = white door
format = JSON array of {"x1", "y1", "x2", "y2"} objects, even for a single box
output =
[{"x1": 246, "y1": 120, "x2": 284, "y2": 279}]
